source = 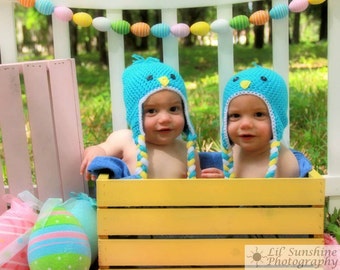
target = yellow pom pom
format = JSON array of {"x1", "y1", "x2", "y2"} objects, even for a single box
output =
[
  {"x1": 190, "y1": 21, "x2": 210, "y2": 36},
  {"x1": 308, "y1": 0, "x2": 326, "y2": 4},
  {"x1": 73, "y1": 12, "x2": 93, "y2": 27}
]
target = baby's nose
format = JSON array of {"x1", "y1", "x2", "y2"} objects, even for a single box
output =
[
  {"x1": 158, "y1": 111, "x2": 171, "y2": 121},
  {"x1": 239, "y1": 116, "x2": 253, "y2": 128}
]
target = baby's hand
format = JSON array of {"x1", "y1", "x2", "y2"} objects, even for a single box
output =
[
  {"x1": 80, "y1": 146, "x2": 106, "y2": 181},
  {"x1": 200, "y1": 167, "x2": 224, "y2": 178}
]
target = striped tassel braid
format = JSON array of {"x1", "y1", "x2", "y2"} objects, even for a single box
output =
[
  {"x1": 135, "y1": 134, "x2": 148, "y2": 179},
  {"x1": 186, "y1": 134, "x2": 197, "y2": 179},
  {"x1": 222, "y1": 147, "x2": 235, "y2": 178},
  {"x1": 265, "y1": 140, "x2": 281, "y2": 178}
]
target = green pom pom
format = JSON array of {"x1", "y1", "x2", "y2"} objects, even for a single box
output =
[
  {"x1": 111, "y1": 20, "x2": 131, "y2": 35},
  {"x1": 229, "y1": 15, "x2": 250, "y2": 30}
]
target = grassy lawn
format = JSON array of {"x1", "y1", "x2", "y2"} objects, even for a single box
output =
[{"x1": 76, "y1": 42, "x2": 328, "y2": 174}]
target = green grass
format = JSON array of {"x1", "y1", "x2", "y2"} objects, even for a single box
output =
[{"x1": 76, "y1": 42, "x2": 328, "y2": 174}]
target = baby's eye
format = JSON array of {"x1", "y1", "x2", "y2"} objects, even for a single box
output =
[
  {"x1": 144, "y1": 108, "x2": 156, "y2": 115},
  {"x1": 170, "y1": 106, "x2": 181, "y2": 112},
  {"x1": 255, "y1": 112, "x2": 266, "y2": 118},
  {"x1": 228, "y1": 113, "x2": 240, "y2": 121},
  {"x1": 232, "y1": 76, "x2": 239, "y2": 82}
]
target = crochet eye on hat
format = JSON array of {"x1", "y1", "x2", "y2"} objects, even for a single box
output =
[
  {"x1": 122, "y1": 54, "x2": 197, "y2": 179},
  {"x1": 221, "y1": 65, "x2": 288, "y2": 178}
]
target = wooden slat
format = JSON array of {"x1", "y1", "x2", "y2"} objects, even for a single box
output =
[
  {"x1": 0, "y1": 59, "x2": 85, "y2": 204},
  {"x1": 98, "y1": 207, "x2": 324, "y2": 236},
  {"x1": 96, "y1": 175, "x2": 324, "y2": 207},
  {"x1": 97, "y1": 174, "x2": 324, "y2": 268},
  {"x1": 22, "y1": 59, "x2": 85, "y2": 201},
  {"x1": 0, "y1": 156, "x2": 7, "y2": 214},
  {"x1": 47, "y1": 59, "x2": 86, "y2": 198},
  {"x1": 23, "y1": 61, "x2": 64, "y2": 200},
  {"x1": 98, "y1": 238, "x2": 324, "y2": 267},
  {"x1": 0, "y1": 64, "x2": 35, "y2": 198}
]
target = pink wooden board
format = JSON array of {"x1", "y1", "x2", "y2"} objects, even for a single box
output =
[
  {"x1": 0, "y1": 64, "x2": 35, "y2": 202},
  {"x1": 47, "y1": 59, "x2": 86, "y2": 198},
  {"x1": 0, "y1": 59, "x2": 86, "y2": 208},
  {"x1": 23, "y1": 61, "x2": 65, "y2": 201}
]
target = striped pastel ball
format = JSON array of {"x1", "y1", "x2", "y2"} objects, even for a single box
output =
[
  {"x1": 28, "y1": 206, "x2": 91, "y2": 270},
  {"x1": 249, "y1": 10, "x2": 270, "y2": 25},
  {"x1": 111, "y1": 20, "x2": 131, "y2": 35},
  {"x1": 210, "y1": 19, "x2": 229, "y2": 34},
  {"x1": 308, "y1": 0, "x2": 326, "y2": 4},
  {"x1": 73, "y1": 12, "x2": 93, "y2": 27},
  {"x1": 131, "y1": 22, "x2": 150, "y2": 37},
  {"x1": 53, "y1": 6, "x2": 73, "y2": 22},
  {"x1": 151, "y1": 23, "x2": 171, "y2": 38},
  {"x1": 270, "y1": 4, "x2": 289, "y2": 19},
  {"x1": 229, "y1": 15, "x2": 250, "y2": 30},
  {"x1": 34, "y1": 0, "x2": 54, "y2": 15},
  {"x1": 170, "y1": 23, "x2": 190, "y2": 38},
  {"x1": 289, "y1": 0, "x2": 309, "y2": 13},
  {"x1": 190, "y1": 21, "x2": 210, "y2": 36},
  {"x1": 19, "y1": 0, "x2": 35, "y2": 8},
  {"x1": 92, "y1": 17, "x2": 112, "y2": 32}
]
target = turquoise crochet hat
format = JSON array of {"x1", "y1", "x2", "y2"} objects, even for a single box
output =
[
  {"x1": 122, "y1": 54, "x2": 197, "y2": 179},
  {"x1": 221, "y1": 65, "x2": 288, "y2": 178}
]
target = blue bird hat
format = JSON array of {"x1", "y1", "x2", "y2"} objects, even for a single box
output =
[
  {"x1": 221, "y1": 65, "x2": 288, "y2": 178},
  {"x1": 122, "y1": 54, "x2": 197, "y2": 179}
]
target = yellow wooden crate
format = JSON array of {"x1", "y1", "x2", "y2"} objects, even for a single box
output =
[{"x1": 97, "y1": 170, "x2": 324, "y2": 269}]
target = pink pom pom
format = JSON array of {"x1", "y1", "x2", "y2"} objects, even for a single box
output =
[
  {"x1": 53, "y1": 6, "x2": 73, "y2": 22},
  {"x1": 289, "y1": 0, "x2": 309, "y2": 13},
  {"x1": 170, "y1": 23, "x2": 190, "y2": 38}
]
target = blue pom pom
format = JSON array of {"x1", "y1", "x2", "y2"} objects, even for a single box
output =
[
  {"x1": 35, "y1": 0, "x2": 54, "y2": 15},
  {"x1": 270, "y1": 4, "x2": 289, "y2": 19}
]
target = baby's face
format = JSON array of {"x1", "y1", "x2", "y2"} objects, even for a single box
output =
[
  {"x1": 227, "y1": 94, "x2": 272, "y2": 151},
  {"x1": 142, "y1": 90, "x2": 185, "y2": 145}
]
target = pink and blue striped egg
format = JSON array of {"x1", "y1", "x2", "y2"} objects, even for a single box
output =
[{"x1": 28, "y1": 206, "x2": 91, "y2": 270}]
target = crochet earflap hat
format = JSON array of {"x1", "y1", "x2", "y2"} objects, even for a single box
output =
[
  {"x1": 122, "y1": 54, "x2": 197, "y2": 179},
  {"x1": 221, "y1": 65, "x2": 288, "y2": 178}
]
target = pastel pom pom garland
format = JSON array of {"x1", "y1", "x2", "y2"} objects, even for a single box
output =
[{"x1": 17, "y1": 0, "x2": 326, "y2": 37}]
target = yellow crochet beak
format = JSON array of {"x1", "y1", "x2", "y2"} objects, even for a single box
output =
[
  {"x1": 158, "y1": 76, "x2": 170, "y2": 87},
  {"x1": 240, "y1": 80, "x2": 251, "y2": 89}
]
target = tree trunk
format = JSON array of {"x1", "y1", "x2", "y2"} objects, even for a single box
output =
[
  {"x1": 319, "y1": 1, "x2": 327, "y2": 41},
  {"x1": 70, "y1": 23, "x2": 78, "y2": 57},
  {"x1": 292, "y1": 13, "x2": 300, "y2": 44},
  {"x1": 253, "y1": 1, "x2": 265, "y2": 49}
]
